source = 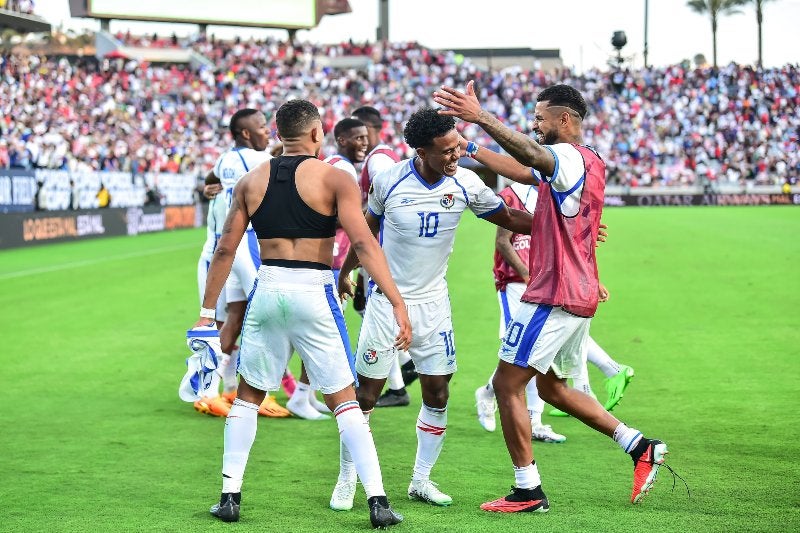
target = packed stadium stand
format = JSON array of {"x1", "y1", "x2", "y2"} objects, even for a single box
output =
[{"x1": 1, "y1": 33, "x2": 797, "y2": 191}]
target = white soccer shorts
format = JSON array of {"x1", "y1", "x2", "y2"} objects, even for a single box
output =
[
  {"x1": 197, "y1": 256, "x2": 228, "y2": 323},
  {"x1": 355, "y1": 293, "x2": 456, "y2": 378},
  {"x1": 497, "y1": 282, "x2": 526, "y2": 339},
  {"x1": 498, "y1": 302, "x2": 591, "y2": 379},
  {"x1": 237, "y1": 266, "x2": 356, "y2": 394}
]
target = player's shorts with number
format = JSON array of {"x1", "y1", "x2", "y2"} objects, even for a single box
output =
[
  {"x1": 356, "y1": 293, "x2": 456, "y2": 378},
  {"x1": 238, "y1": 266, "x2": 356, "y2": 394},
  {"x1": 498, "y1": 302, "x2": 591, "y2": 379}
]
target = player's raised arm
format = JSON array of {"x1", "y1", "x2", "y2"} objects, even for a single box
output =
[
  {"x1": 434, "y1": 81, "x2": 555, "y2": 178},
  {"x1": 332, "y1": 168, "x2": 411, "y2": 351},
  {"x1": 459, "y1": 135, "x2": 536, "y2": 184},
  {"x1": 197, "y1": 179, "x2": 249, "y2": 326}
]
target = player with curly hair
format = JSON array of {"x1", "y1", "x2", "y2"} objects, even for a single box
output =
[{"x1": 331, "y1": 107, "x2": 532, "y2": 511}]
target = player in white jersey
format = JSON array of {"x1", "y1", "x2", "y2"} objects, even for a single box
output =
[
  {"x1": 331, "y1": 108, "x2": 532, "y2": 510},
  {"x1": 352, "y1": 106, "x2": 418, "y2": 408},
  {"x1": 287, "y1": 118, "x2": 370, "y2": 421},
  {"x1": 195, "y1": 108, "x2": 290, "y2": 419}
]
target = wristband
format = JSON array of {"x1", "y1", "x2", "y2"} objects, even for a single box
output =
[
  {"x1": 199, "y1": 307, "x2": 216, "y2": 320},
  {"x1": 465, "y1": 141, "x2": 479, "y2": 158}
]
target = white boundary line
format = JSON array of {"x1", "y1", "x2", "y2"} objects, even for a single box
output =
[{"x1": 0, "y1": 242, "x2": 198, "y2": 281}]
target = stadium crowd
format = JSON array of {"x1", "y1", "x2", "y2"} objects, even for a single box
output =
[
  {"x1": 0, "y1": 34, "x2": 797, "y2": 187},
  {"x1": 0, "y1": 0, "x2": 35, "y2": 15}
]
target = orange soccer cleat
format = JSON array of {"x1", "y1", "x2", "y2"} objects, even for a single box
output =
[{"x1": 258, "y1": 395, "x2": 291, "y2": 418}]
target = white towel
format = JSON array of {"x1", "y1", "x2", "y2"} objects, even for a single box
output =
[{"x1": 179, "y1": 325, "x2": 222, "y2": 402}]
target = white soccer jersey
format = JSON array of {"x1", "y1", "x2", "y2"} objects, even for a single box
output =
[
  {"x1": 323, "y1": 154, "x2": 358, "y2": 181},
  {"x1": 213, "y1": 147, "x2": 271, "y2": 215},
  {"x1": 368, "y1": 158, "x2": 504, "y2": 303}
]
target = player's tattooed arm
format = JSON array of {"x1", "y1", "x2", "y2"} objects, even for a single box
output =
[{"x1": 434, "y1": 81, "x2": 554, "y2": 178}]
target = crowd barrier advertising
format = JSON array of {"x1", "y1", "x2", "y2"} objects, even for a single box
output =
[
  {"x1": 0, "y1": 205, "x2": 200, "y2": 250},
  {"x1": 0, "y1": 169, "x2": 37, "y2": 213},
  {"x1": 603, "y1": 193, "x2": 800, "y2": 207}
]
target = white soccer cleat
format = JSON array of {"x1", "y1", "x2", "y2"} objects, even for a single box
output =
[
  {"x1": 532, "y1": 423, "x2": 567, "y2": 443},
  {"x1": 475, "y1": 386, "x2": 497, "y2": 432},
  {"x1": 408, "y1": 479, "x2": 452, "y2": 506},
  {"x1": 310, "y1": 394, "x2": 332, "y2": 414},
  {"x1": 330, "y1": 478, "x2": 357, "y2": 511},
  {"x1": 286, "y1": 394, "x2": 331, "y2": 420}
]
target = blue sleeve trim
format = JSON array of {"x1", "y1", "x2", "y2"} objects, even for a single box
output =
[
  {"x1": 450, "y1": 176, "x2": 470, "y2": 205},
  {"x1": 367, "y1": 206, "x2": 383, "y2": 218},
  {"x1": 477, "y1": 202, "x2": 504, "y2": 219}
]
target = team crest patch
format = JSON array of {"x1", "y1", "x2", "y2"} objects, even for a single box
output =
[
  {"x1": 363, "y1": 349, "x2": 378, "y2": 365},
  {"x1": 440, "y1": 193, "x2": 455, "y2": 209}
]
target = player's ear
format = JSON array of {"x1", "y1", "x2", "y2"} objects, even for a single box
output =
[{"x1": 416, "y1": 147, "x2": 426, "y2": 161}]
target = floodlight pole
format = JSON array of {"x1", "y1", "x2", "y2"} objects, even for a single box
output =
[
  {"x1": 643, "y1": 0, "x2": 649, "y2": 68},
  {"x1": 377, "y1": 0, "x2": 389, "y2": 42}
]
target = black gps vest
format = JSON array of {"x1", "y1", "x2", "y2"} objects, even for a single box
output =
[{"x1": 250, "y1": 155, "x2": 337, "y2": 240}]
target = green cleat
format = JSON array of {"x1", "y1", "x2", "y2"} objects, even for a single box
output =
[
  {"x1": 604, "y1": 365, "x2": 635, "y2": 411},
  {"x1": 547, "y1": 408, "x2": 570, "y2": 417}
]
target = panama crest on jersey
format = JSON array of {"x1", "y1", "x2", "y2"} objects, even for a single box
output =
[
  {"x1": 440, "y1": 193, "x2": 455, "y2": 209},
  {"x1": 363, "y1": 348, "x2": 378, "y2": 365}
]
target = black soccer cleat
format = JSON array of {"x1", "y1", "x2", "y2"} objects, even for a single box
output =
[
  {"x1": 210, "y1": 492, "x2": 240, "y2": 522},
  {"x1": 368, "y1": 496, "x2": 403, "y2": 529},
  {"x1": 375, "y1": 388, "x2": 410, "y2": 408}
]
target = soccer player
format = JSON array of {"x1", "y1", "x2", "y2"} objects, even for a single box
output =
[
  {"x1": 463, "y1": 143, "x2": 633, "y2": 433},
  {"x1": 286, "y1": 118, "x2": 370, "y2": 421},
  {"x1": 351, "y1": 106, "x2": 417, "y2": 408},
  {"x1": 331, "y1": 108, "x2": 533, "y2": 511},
  {"x1": 434, "y1": 81, "x2": 668, "y2": 511},
  {"x1": 197, "y1": 108, "x2": 290, "y2": 419},
  {"x1": 195, "y1": 99, "x2": 409, "y2": 528}
]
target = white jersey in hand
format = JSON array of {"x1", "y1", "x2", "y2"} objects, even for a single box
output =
[{"x1": 368, "y1": 158, "x2": 503, "y2": 303}]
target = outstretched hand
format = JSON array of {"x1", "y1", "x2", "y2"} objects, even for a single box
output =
[{"x1": 433, "y1": 80, "x2": 483, "y2": 123}]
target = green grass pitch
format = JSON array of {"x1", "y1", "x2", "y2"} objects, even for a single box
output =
[{"x1": 1, "y1": 206, "x2": 798, "y2": 532}]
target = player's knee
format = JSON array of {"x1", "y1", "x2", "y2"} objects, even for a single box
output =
[
  {"x1": 356, "y1": 388, "x2": 379, "y2": 410},
  {"x1": 536, "y1": 375, "x2": 566, "y2": 405}
]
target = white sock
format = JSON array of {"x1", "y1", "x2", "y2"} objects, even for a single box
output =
[
  {"x1": 613, "y1": 422, "x2": 643, "y2": 453},
  {"x1": 335, "y1": 402, "x2": 384, "y2": 497},
  {"x1": 413, "y1": 404, "x2": 447, "y2": 482},
  {"x1": 526, "y1": 378, "x2": 544, "y2": 427},
  {"x1": 513, "y1": 462, "x2": 541, "y2": 489},
  {"x1": 221, "y1": 398, "x2": 259, "y2": 493},
  {"x1": 587, "y1": 337, "x2": 620, "y2": 378},
  {"x1": 221, "y1": 350, "x2": 239, "y2": 393},
  {"x1": 571, "y1": 363, "x2": 596, "y2": 398},
  {"x1": 387, "y1": 357, "x2": 405, "y2": 390},
  {"x1": 293, "y1": 381, "x2": 311, "y2": 402},
  {"x1": 485, "y1": 369, "x2": 497, "y2": 395},
  {"x1": 398, "y1": 351, "x2": 412, "y2": 365}
]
